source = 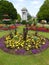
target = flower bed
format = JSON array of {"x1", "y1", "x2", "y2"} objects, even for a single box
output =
[
  {"x1": 28, "y1": 26, "x2": 49, "y2": 32},
  {"x1": 0, "y1": 24, "x2": 22, "y2": 30},
  {"x1": 0, "y1": 33, "x2": 49, "y2": 55},
  {"x1": 0, "y1": 25, "x2": 17, "y2": 30}
]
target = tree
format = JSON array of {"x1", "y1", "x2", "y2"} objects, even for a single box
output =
[
  {"x1": 27, "y1": 13, "x2": 32, "y2": 20},
  {"x1": 0, "y1": 1, "x2": 17, "y2": 20},
  {"x1": 0, "y1": 0, "x2": 18, "y2": 35},
  {"x1": 37, "y1": 0, "x2": 49, "y2": 23},
  {"x1": 0, "y1": 0, "x2": 6, "y2": 1},
  {"x1": 33, "y1": 18, "x2": 38, "y2": 26},
  {"x1": 17, "y1": 14, "x2": 21, "y2": 22},
  {"x1": 21, "y1": 20, "x2": 27, "y2": 24}
]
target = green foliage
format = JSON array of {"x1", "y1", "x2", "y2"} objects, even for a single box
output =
[
  {"x1": 27, "y1": 21, "x2": 32, "y2": 25},
  {"x1": 37, "y1": 0, "x2": 49, "y2": 23},
  {"x1": 17, "y1": 14, "x2": 21, "y2": 22},
  {"x1": 27, "y1": 13, "x2": 32, "y2": 20},
  {"x1": 0, "y1": 1, "x2": 17, "y2": 20},
  {"x1": 2, "y1": 21, "x2": 11, "y2": 25},
  {"x1": 21, "y1": 20, "x2": 27, "y2": 24},
  {"x1": 0, "y1": 0, "x2": 6, "y2": 1},
  {"x1": 33, "y1": 18, "x2": 38, "y2": 26}
]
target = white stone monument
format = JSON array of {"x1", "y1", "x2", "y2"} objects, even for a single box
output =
[{"x1": 21, "y1": 7, "x2": 28, "y2": 21}]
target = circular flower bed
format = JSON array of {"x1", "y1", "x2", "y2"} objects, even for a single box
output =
[{"x1": 0, "y1": 33, "x2": 49, "y2": 55}]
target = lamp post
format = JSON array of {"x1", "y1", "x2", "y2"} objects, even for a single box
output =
[{"x1": 23, "y1": 24, "x2": 28, "y2": 41}]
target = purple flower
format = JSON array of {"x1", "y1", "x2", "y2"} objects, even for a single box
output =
[
  {"x1": 15, "y1": 49, "x2": 26, "y2": 54},
  {"x1": 3, "y1": 48, "x2": 9, "y2": 52},
  {"x1": 31, "y1": 49, "x2": 39, "y2": 54}
]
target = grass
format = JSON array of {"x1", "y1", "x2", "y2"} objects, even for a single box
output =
[
  {"x1": 0, "y1": 48, "x2": 49, "y2": 65},
  {"x1": 0, "y1": 25, "x2": 49, "y2": 65},
  {"x1": 0, "y1": 25, "x2": 25, "y2": 38},
  {"x1": 0, "y1": 30, "x2": 10, "y2": 38},
  {"x1": 28, "y1": 30, "x2": 49, "y2": 39},
  {"x1": 17, "y1": 25, "x2": 25, "y2": 33}
]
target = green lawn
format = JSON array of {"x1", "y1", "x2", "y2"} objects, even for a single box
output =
[
  {"x1": 0, "y1": 48, "x2": 49, "y2": 65},
  {"x1": 0, "y1": 30, "x2": 9, "y2": 38},
  {"x1": 28, "y1": 30, "x2": 49, "y2": 39},
  {"x1": 0, "y1": 25, "x2": 49, "y2": 65}
]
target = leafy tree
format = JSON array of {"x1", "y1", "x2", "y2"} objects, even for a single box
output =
[
  {"x1": 0, "y1": 0, "x2": 18, "y2": 34},
  {"x1": 21, "y1": 20, "x2": 27, "y2": 24},
  {"x1": 37, "y1": 0, "x2": 49, "y2": 23},
  {"x1": 0, "y1": 0, "x2": 6, "y2": 1},
  {"x1": 0, "y1": 1, "x2": 17, "y2": 20},
  {"x1": 17, "y1": 14, "x2": 21, "y2": 22},
  {"x1": 33, "y1": 18, "x2": 38, "y2": 26},
  {"x1": 27, "y1": 13, "x2": 32, "y2": 20}
]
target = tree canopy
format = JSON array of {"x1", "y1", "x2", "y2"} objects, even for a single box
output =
[
  {"x1": 0, "y1": 0, "x2": 17, "y2": 20},
  {"x1": 27, "y1": 13, "x2": 32, "y2": 21},
  {"x1": 17, "y1": 14, "x2": 21, "y2": 22},
  {"x1": 37, "y1": 0, "x2": 49, "y2": 23}
]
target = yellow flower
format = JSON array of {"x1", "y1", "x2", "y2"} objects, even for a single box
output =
[
  {"x1": 5, "y1": 41, "x2": 9, "y2": 44},
  {"x1": 9, "y1": 40, "x2": 12, "y2": 43},
  {"x1": 21, "y1": 44, "x2": 23, "y2": 47},
  {"x1": 15, "y1": 41, "x2": 18, "y2": 44},
  {"x1": 36, "y1": 43, "x2": 39, "y2": 45},
  {"x1": 12, "y1": 44, "x2": 15, "y2": 47},
  {"x1": 9, "y1": 44, "x2": 12, "y2": 46},
  {"x1": 26, "y1": 40, "x2": 29, "y2": 42},
  {"x1": 32, "y1": 41, "x2": 35, "y2": 44},
  {"x1": 6, "y1": 45, "x2": 9, "y2": 48},
  {"x1": 18, "y1": 42, "x2": 20, "y2": 45},
  {"x1": 32, "y1": 39, "x2": 34, "y2": 42},
  {"x1": 6, "y1": 36, "x2": 11, "y2": 40},
  {"x1": 42, "y1": 42, "x2": 45, "y2": 44},
  {"x1": 16, "y1": 44, "x2": 18, "y2": 46},
  {"x1": 6, "y1": 37, "x2": 8, "y2": 40},
  {"x1": 17, "y1": 47, "x2": 20, "y2": 49},
  {"x1": 35, "y1": 45, "x2": 38, "y2": 49},
  {"x1": 26, "y1": 47, "x2": 29, "y2": 50},
  {"x1": 28, "y1": 45, "x2": 31, "y2": 47},
  {"x1": 22, "y1": 43, "x2": 24, "y2": 45}
]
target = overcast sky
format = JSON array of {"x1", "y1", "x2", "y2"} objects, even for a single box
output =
[{"x1": 7, "y1": 0, "x2": 45, "y2": 17}]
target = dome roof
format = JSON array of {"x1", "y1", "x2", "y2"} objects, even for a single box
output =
[{"x1": 21, "y1": 7, "x2": 27, "y2": 11}]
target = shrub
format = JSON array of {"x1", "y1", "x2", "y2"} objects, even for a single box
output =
[{"x1": 21, "y1": 20, "x2": 27, "y2": 24}]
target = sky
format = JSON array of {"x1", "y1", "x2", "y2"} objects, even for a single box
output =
[{"x1": 7, "y1": 0, "x2": 45, "y2": 17}]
